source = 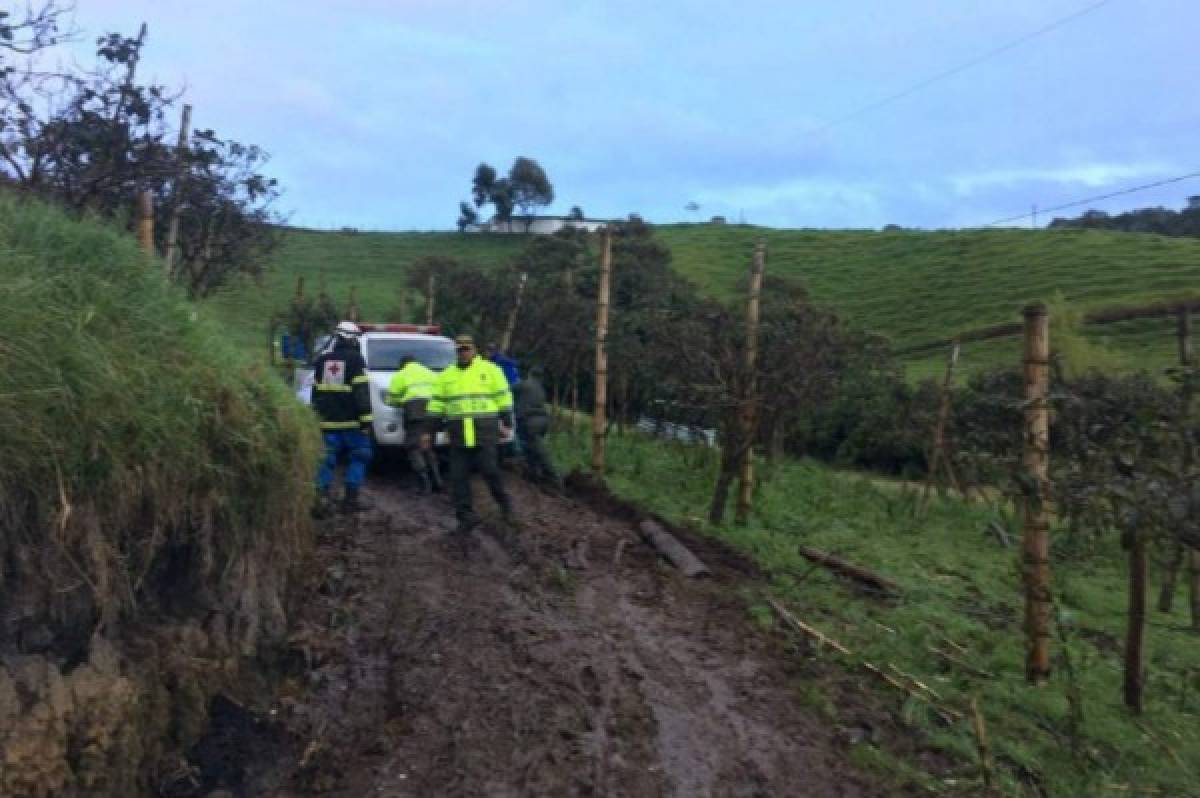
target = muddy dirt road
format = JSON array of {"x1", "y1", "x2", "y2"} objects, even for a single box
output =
[{"x1": 195, "y1": 473, "x2": 895, "y2": 797}]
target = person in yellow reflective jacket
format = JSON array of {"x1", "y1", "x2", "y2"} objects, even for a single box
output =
[
  {"x1": 386, "y1": 355, "x2": 442, "y2": 494},
  {"x1": 428, "y1": 334, "x2": 514, "y2": 536}
]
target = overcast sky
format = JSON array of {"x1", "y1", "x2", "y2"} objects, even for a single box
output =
[{"x1": 64, "y1": 0, "x2": 1198, "y2": 230}]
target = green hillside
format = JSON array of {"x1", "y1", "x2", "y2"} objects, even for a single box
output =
[
  {"x1": 204, "y1": 224, "x2": 1200, "y2": 379},
  {"x1": 204, "y1": 228, "x2": 526, "y2": 354},
  {"x1": 654, "y1": 224, "x2": 1200, "y2": 379}
]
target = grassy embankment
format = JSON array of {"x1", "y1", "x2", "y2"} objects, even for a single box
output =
[
  {"x1": 0, "y1": 196, "x2": 320, "y2": 794},
  {"x1": 548, "y1": 425, "x2": 1200, "y2": 797},
  {"x1": 0, "y1": 198, "x2": 319, "y2": 580},
  {"x1": 205, "y1": 224, "x2": 1200, "y2": 380}
]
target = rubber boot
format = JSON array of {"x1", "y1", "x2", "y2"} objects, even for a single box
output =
[
  {"x1": 429, "y1": 459, "x2": 444, "y2": 493},
  {"x1": 416, "y1": 470, "x2": 432, "y2": 496},
  {"x1": 341, "y1": 485, "x2": 371, "y2": 514},
  {"x1": 450, "y1": 514, "x2": 478, "y2": 559}
]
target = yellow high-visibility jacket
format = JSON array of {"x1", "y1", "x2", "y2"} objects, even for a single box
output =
[
  {"x1": 428, "y1": 356, "x2": 512, "y2": 447},
  {"x1": 385, "y1": 361, "x2": 436, "y2": 419}
]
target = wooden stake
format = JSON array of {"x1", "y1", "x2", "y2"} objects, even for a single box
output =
[
  {"x1": 592, "y1": 228, "x2": 612, "y2": 474},
  {"x1": 164, "y1": 103, "x2": 192, "y2": 277},
  {"x1": 1179, "y1": 309, "x2": 1200, "y2": 632},
  {"x1": 137, "y1": 190, "x2": 155, "y2": 255},
  {"x1": 499, "y1": 271, "x2": 528, "y2": 352},
  {"x1": 1125, "y1": 530, "x2": 1147, "y2": 713},
  {"x1": 1189, "y1": 551, "x2": 1200, "y2": 633},
  {"x1": 735, "y1": 240, "x2": 766, "y2": 524},
  {"x1": 1161, "y1": 308, "x2": 1196, "y2": 616},
  {"x1": 394, "y1": 285, "x2": 408, "y2": 322},
  {"x1": 970, "y1": 697, "x2": 994, "y2": 791},
  {"x1": 346, "y1": 286, "x2": 360, "y2": 322},
  {"x1": 571, "y1": 370, "x2": 579, "y2": 430},
  {"x1": 920, "y1": 340, "x2": 962, "y2": 512},
  {"x1": 425, "y1": 272, "x2": 435, "y2": 325},
  {"x1": 1022, "y1": 302, "x2": 1052, "y2": 684},
  {"x1": 1179, "y1": 306, "x2": 1193, "y2": 367}
]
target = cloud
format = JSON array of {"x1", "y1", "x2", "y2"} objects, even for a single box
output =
[
  {"x1": 947, "y1": 162, "x2": 1174, "y2": 197},
  {"x1": 694, "y1": 178, "x2": 884, "y2": 227}
]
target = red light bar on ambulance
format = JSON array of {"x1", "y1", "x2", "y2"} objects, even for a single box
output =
[{"x1": 357, "y1": 323, "x2": 442, "y2": 334}]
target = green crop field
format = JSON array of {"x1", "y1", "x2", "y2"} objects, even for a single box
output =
[{"x1": 204, "y1": 224, "x2": 1200, "y2": 379}]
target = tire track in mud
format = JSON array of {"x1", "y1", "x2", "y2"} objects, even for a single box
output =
[{"x1": 234, "y1": 473, "x2": 889, "y2": 797}]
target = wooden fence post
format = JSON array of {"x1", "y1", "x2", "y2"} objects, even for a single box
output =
[
  {"x1": 346, "y1": 286, "x2": 360, "y2": 322},
  {"x1": 425, "y1": 273, "x2": 436, "y2": 325},
  {"x1": 137, "y1": 190, "x2": 155, "y2": 255},
  {"x1": 500, "y1": 271, "x2": 528, "y2": 352},
  {"x1": 393, "y1": 286, "x2": 408, "y2": 322},
  {"x1": 1125, "y1": 526, "x2": 1148, "y2": 712},
  {"x1": 1022, "y1": 302, "x2": 1052, "y2": 684},
  {"x1": 592, "y1": 228, "x2": 612, "y2": 474},
  {"x1": 164, "y1": 103, "x2": 192, "y2": 277},
  {"x1": 735, "y1": 240, "x2": 766, "y2": 524},
  {"x1": 920, "y1": 340, "x2": 963, "y2": 513},
  {"x1": 1179, "y1": 308, "x2": 1200, "y2": 632},
  {"x1": 1160, "y1": 308, "x2": 1194, "y2": 613}
]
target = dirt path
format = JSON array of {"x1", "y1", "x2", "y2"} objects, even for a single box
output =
[{"x1": 198, "y1": 472, "x2": 893, "y2": 797}]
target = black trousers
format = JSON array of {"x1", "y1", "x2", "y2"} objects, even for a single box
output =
[
  {"x1": 449, "y1": 441, "x2": 511, "y2": 523},
  {"x1": 403, "y1": 418, "x2": 438, "y2": 476},
  {"x1": 518, "y1": 415, "x2": 558, "y2": 481}
]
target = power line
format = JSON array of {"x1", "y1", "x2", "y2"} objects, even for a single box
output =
[
  {"x1": 805, "y1": 0, "x2": 1117, "y2": 137},
  {"x1": 982, "y1": 171, "x2": 1200, "y2": 227}
]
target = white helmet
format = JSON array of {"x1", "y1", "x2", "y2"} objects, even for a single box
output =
[{"x1": 334, "y1": 320, "x2": 362, "y2": 340}]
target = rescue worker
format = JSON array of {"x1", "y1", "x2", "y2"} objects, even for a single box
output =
[
  {"x1": 429, "y1": 335, "x2": 515, "y2": 536},
  {"x1": 311, "y1": 321, "x2": 374, "y2": 516},
  {"x1": 386, "y1": 354, "x2": 442, "y2": 494},
  {"x1": 512, "y1": 366, "x2": 562, "y2": 490},
  {"x1": 486, "y1": 341, "x2": 522, "y2": 460},
  {"x1": 486, "y1": 341, "x2": 521, "y2": 387}
]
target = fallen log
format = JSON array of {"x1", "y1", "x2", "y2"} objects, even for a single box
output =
[
  {"x1": 797, "y1": 546, "x2": 900, "y2": 595},
  {"x1": 638, "y1": 520, "x2": 710, "y2": 578}
]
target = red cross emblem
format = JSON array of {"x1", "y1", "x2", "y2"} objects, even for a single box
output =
[{"x1": 327, "y1": 362, "x2": 342, "y2": 376}]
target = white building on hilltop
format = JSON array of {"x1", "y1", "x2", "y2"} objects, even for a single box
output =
[{"x1": 465, "y1": 215, "x2": 610, "y2": 234}]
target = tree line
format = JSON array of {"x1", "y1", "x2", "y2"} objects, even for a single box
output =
[
  {"x1": 1050, "y1": 197, "x2": 1200, "y2": 238},
  {"x1": 395, "y1": 219, "x2": 891, "y2": 523}
]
